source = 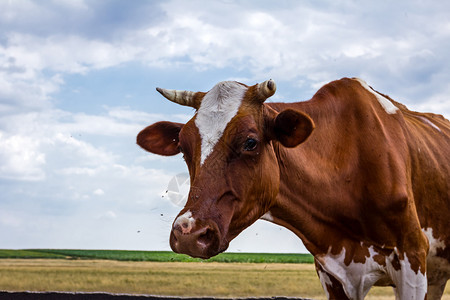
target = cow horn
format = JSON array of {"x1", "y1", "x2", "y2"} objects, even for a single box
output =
[
  {"x1": 156, "y1": 88, "x2": 197, "y2": 108},
  {"x1": 257, "y1": 79, "x2": 277, "y2": 100}
]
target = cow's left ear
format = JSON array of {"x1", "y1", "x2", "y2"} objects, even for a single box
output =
[
  {"x1": 269, "y1": 109, "x2": 315, "y2": 147},
  {"x1": 137, "y1": 121, "x2": 184, "y2": 156}
]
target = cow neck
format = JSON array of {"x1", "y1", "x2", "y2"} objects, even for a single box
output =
[{"x1": 268, "y1": 99, "x2": 353, "y2": 256}]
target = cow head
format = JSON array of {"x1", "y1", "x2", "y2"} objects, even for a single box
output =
[{"x1": 137, "y1": 80, "x2": 314, "y2": 258}]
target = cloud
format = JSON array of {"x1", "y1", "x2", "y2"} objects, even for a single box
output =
[
  {"x1": 0, "y1": 131, "x2": 46, "y2": 181},
  {"x1": 0, "y1": 114, "x2": 183, "y2": 248},
  {"x1": 2, "y1": 33, "x2": 138, "y2": 75},
  {"x1": 114, "y1": 0, "x2": 449, "y2": 117},
  {"x1": 1, "y1": 0, "x2": 449, "y2": 117},
  {"x1": 0, "y1": 0, "x2": 162, "y2": 40},
  {"x1": 0, "y1": 103, "x2": 184, "y2": 182},
  {"x1": 93, "y1": 188, "x2": 105, "y2": 196},
  {"x1": 98, "y1": 210, "x2": 116, "y2": 220}
]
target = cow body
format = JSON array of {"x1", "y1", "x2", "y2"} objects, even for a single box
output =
[
  {"x1": 138, "y1": 78, "x2": 450, "y2": 299},
  {"x1": 266, "y1": 79, "x2": 450, "y2": 298}
]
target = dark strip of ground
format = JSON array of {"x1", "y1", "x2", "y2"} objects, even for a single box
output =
[{"x1": 0, "y1": 292, "x2": 311, "y2": 300}]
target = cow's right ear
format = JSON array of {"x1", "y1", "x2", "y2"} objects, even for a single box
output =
[
  {"x1": 137, "y1": 121, "x2": 184, "y2": 156},
  {"x1": 267, "y1": 109, "x2": 315, "y2": 148}
]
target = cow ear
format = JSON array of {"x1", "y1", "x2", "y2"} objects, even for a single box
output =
[
  {"x1": 137, "y1": 121, "x2": 184, "y2": 156},
  {"x1": 271, "y1": 109, "x2": 314, "y2": 147}
]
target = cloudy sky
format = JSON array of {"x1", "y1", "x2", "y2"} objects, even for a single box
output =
[{"x1": 1, "y1": 1, "x2": 449, "y2": 253}]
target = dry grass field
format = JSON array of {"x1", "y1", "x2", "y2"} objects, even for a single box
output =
[{"x1": 0, "y1": 259, "x2": 449, "y2": 299}]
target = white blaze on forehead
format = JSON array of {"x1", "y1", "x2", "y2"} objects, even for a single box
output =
[
  {"x1": 195, "y1": 81, "x2": 247, "y2": 165},
  {"x1": 354, "y1": 78, "x2": 399, "y2": 114}
]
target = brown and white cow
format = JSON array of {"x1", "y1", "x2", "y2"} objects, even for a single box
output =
[{"x1": 137, "y1": 78, "x2": 450, "y2": 299}]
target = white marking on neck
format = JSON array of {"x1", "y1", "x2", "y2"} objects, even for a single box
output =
[
  {"x1": 354, "y1": 78, "x2": 399, "y2": 114},
  {"x1": 195, "y1": 81, "x2": 247, "y2": 165},
  {"x1": 417, "y1": 116, "x2": 442, "y2": 132}
]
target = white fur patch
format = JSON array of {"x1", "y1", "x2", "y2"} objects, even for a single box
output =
[
  {"x1": 422, "y1": 228, "x2": 450, "y2": 286},
  {"x1": 317, "y1": 245, "x2": 427, "y2": 299},
  {"x1": 386, "y1": 248, "x2": 427, "y2": 299},
  {"x1": 173, "y1": 210, "x2": 195, "y2": 234},
  {"x1": 354, "y1": 78, "x2": 399, "y2": 114},
  {"x1": 318, "y1": 246, "x2": 385, "y2": 299},
  {"x1": 317, "y1": 269, "x2": 333, "y2": 299},
  {"x1": 195, "y1": 81, "x2": 247, "y2": 165},
  {"x1": 423, "y1": 228, "x2": 446, "y2": 256}
]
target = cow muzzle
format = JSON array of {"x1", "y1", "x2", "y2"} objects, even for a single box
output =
[{"x1": 169, "y1": 211, "x2": 224, "y2": 259}]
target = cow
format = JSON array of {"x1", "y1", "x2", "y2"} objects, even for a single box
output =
[{"x1": 137, "y1": 77, "x2": 450, "y2": 299}]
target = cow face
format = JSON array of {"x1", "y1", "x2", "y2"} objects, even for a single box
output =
[{"x1": 137, "y1": 80, "x2": 314, "y2": 258}]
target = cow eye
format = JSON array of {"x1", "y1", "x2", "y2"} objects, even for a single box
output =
[{"x1": 243, "y1": 138, "x2": 258, "y2": 151}]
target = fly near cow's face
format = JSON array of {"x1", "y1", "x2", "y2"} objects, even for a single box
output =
[{"x1": 137, "y1": 79, "x2": 314, "y2": 258}]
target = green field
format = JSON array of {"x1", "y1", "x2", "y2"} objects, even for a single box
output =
[{"x1": 0, "y1": 249, "x2": 314, "y2": 263}]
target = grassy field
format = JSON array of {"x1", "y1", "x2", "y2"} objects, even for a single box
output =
[
  {"x1": 2, "y1": 259, "x2": 449, "y2": 299},
  {"x1": 0, "y1": 249, "x2": 314, "y2": 263},
  {"x1": 0, "y1": 249, "x2": 67, "y2": 259},
  {"x1": 0, "y1": 250, "x2": 449, "y2": 299},
  {"x1": 0, "y1": 259, "x2": 379, "y2": 299}
]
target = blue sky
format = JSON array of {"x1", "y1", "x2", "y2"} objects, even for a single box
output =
[{"x1": 1, "y1": 1, "x2": 449, "y2": 253}]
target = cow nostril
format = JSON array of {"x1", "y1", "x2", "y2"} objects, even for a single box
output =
[{"x1": 173, "y1": 221, "x2": 192, "y2": 235}]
